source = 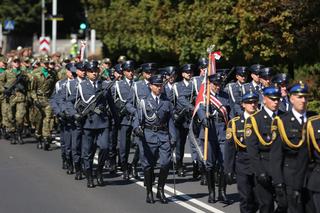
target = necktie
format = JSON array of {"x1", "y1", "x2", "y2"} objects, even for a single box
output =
[
  {"x1": 300, "y1": 116, "x2": 305, "y2": 125},
  {"x1": 156, "y1": 97, "x2": 159, "y2": 105},
  {"x1": 129, "y1": 80, "x2": 133, "y2": 87},
  {"x1": 93, "y1": 82, "x2": 97, "y2": 91},
  {"x1": 272, "y1": 112, "x2": 276, "y2": 119},
  {"x1": 255, "y1": 86, "x2": 259, "y2": 92}
]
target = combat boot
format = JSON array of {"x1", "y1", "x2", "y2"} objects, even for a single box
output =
[
  {"x1": 156, "y1": 168, "x2": 169, "y2": 204},
  {"x1": 122, "y1": 163, "x2": 129, "y2": 180},
  {"x1": 192, "y1": 161, "x2": 200, "y2": 179},
  {"x1": 144, "y1": 169, "x2": 155, "y2": 204},
  {"x1": 207, "y1": 169, "x2": 216, "y2": 203},
  {"x1": 74, "y1": 163, "x2": 82, "y2": 180},
  {"x1": 176, "y1": 161, "x2": 185, "y2": 177},
  {"x1": 43, "y1": 138, "x2": 50, "y2": 151},
  {"x1": 66, "y1": 159, "x2": 74, "y2": 175},
  {"x1": 86, "y1": 169, "x2": 95, "y2": 188},
  {"x1": 36, "y1": 137, "x2": 43, "y2": 149},
  {"x1": 200, "y1": 163, "x2": 207, "y2": 185},
  {"x1": 61, "y1": 154, "x2": 68, "y2": 170},
  {"x1": 10, "y1": 133, "x2": 17, "y2": 145},
  {"x1": 16, "y1": 129, "x2": 24, "y2": 145},
  {"x1": 217, "y1": 170, "x2": 229, "y2": 204},
  {"x1": 96, "y1": 166, "x2": 104, "y2": 186}
]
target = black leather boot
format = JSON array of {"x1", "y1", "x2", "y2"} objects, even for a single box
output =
[
  {"x1": 122, "y1": 163, "x2": 129, "y2": 180},
  {"x1": 74, "y1": 163, "x2": 82, "y2": 180},
  {"x1": 86, "y1": 169, "x2": 95, "y2": 188},
  {"x1": 62, "y1": 154, "x2": 68, "y2": 170},
  {"x1": 192, "y1": 161, "x2": 200, "y2": 179},
  {"x1": 218, "y1": 170, "x2": 229, "y2": 203},
  {"x1": 200, "y1": 164, "x2": 207, "y2": 185},
  {"x1": 36, "y1": 137, "x2": 43, "y2": 149},
  {"x1": 130, "y1": 147, "x2": 140, "y2": 179},
  {"x1": 10, "y1": 133, "x2": 17, "y2": 144},
  {"x1": 66, "y1": 159, "x2": 74, "y2": 175},
  {"x1": 156, "y1": 168, "x2": 169, "y2": 204},
  {"x1": 96, "y1": 166, "x2": 104, "y2": 186},
  {"x1": 16, "y1": 128, "x2": 24, "y2": 145},
  {"x1": 207, "y1": 170, "x2": 216, "y2": 203},
  {"x1": 43, "y1": 138, "x2": 50, "y2": 151},
  {"x1": 144, "y1": 169, "x2": 155, "y2": 204},
  {"x1": 176, "y1": 161, "x2": 185, "y2": 177}
]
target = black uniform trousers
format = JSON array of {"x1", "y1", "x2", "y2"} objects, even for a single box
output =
[
  {"x1": 118, "y1": 125, "x2": 133, "y2": 164},
  {"x1": 71, "y1": 126, "x2": 83, "y2": 165}
]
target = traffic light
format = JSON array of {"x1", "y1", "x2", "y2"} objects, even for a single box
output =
[{"x1": 80, "y1": 22, "x2": 87, "y2": 30}]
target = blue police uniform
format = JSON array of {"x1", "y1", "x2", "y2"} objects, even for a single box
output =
[
  {"x1": 132, "y1": 75, "x2": 176, "y2": 204},
  {"x1": 272, "y1": 73, "x2": 291, "y2": 112},
  {"x1": 172, "y1": 64, "x2": 196, "y2": 177}
]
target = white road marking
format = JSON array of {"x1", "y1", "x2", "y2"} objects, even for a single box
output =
[{"x1": 55, "y1": 141, "x2": 225, "y2": 213}]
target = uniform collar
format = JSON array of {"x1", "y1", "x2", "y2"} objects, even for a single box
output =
[
  {"x1": 252, "y1": 80, "x2": 260, "y2": 88},
  {"x1": 151, "y1": 92, "x2": 160, "y2": 101},
  {"x1": 244, "y1": 111, "x2": 251, "y2": 119},
  {"x1": 292, "y1": 108, "x2": 306, "y2": 124},
  {"x1": 77, "y1": 77, "x2": 83, "y2": 83},
  {"x1": 263, "y1": 106, "x2": 278, "y2": 119},
  {"x1": 183, "y1": 79, "x2": 190, "y2": 87}
]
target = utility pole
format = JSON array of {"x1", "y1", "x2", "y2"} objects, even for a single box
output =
[
  {"x1": 41, "y1": 0, "x2": 45, "y2": 37},
  {"x1": 52, "y1": 0, "x2": 57, "y2": 53}
]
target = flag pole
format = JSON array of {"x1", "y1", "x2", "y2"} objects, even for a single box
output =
[{"x1": 204, "y1": 45, "x2": 215, "y2": 161}]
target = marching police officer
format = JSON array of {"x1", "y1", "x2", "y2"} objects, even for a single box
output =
[
  {"x1": 71, "y1": 61, "x2": 116, "y2": 188},
  {"x1": 132, "y1": 74, "x2": 176, "y2": 204},
  {"x1": 227, "y1": 66, "x2": 249, "y2": 117},
  {"x1": 197, "y1": 73, "x2": 229, "y2": 203},
  {"x1": 248, "y1": 64, "x2": 264, "y2": 104},
  {"x1": 193, "y1": 57, "x2": 208, "y2": 95},
  {"x1": 259, "y1": 67, "x2": 274, "y2": 89},
  {"x1": 159, "y1": 66, "x2": 177, "y2": 103},
  {"x1": 270, "y1": 82, "x2": 315, "y2": 213},
  {"x1": 245, "y1": 86, "x2": 283, "y2": 213},
  {"x1": 172, "y1": 64, "x2": 196, "y2": 177},
  {"x1": 272, "y1": 73, "x2": 291, "y2": 112},
  {"x1": 225, "y1": 90, "x2": 260, "y2": 213},
  {"x1": 127, "y1": 62, "x2": 157, "y2": 179},
  {"x1": 66, "y1": 61, "x2": 87, "y2": 180},
  {"x1": 112, "y1": 60, "x2": 136, "y2": 180}
]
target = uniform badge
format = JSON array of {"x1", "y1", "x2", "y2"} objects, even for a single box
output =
[
  {"x1": 245, "y1": 127, "x2": 252, "y2": 137},
  {"x1": 226, "y1": 128, "x2": 232, "y2": 140},
  {"x1": 272, "y1": 131, "x2": 277, "y2": 141},
  {"x1": 291, "y1": 117, "x2": 295, "y2": 121},
  {"x1": 264, "y1": 115, "x2": 267, "y2": 119}
]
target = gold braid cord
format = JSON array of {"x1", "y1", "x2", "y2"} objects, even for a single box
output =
[
  {"x1": 249, "y1": 116, "x2": 274, "y2": 146},
  {"x1": 231, "y1": 117, "x2": 246, "y2": 149},
  {"x1": 307, "y1": 115, "x2": 320, "y2": 157},
  {"x1": 272, "y1": 116, "x2": 305, "y2": 149}
]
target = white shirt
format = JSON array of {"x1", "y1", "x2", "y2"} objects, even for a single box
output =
[
  {"x1": 77, "y1": 77, "x2": 83, "y2": 83},
  {"x1": 244, "y1": 111, "x2": 251, "y2": 119},
  {"x1": 125, "y1": 77, "x2": 132, "y2": 86},
  {"x1": 151, "y1": 92, "x2": 160, "y2": 104},
  {"x1": 144, "y1": 79, "x2": 149, "y2": 85},
  {"x1": 264, "y1": 106, "x2": 278, "y2": 119},
  {"x1": 167, "y1": 82, "x2": 173, "y2": 90},
  {"x1": 89, "y1": 80, "x2": 97, "y2": 88},
  {"x1": 251, "y1": 80, "x2": 260, "y2": 89},
  {"x1": 183, "y1": 79, "x2": 190, "y2": 87},
  {"x1": 292, "y1": 108, "x2": 307, "y2": 125}
]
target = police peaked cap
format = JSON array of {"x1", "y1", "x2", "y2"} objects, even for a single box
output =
[
  {"x1": 181, "y1": 64, "x2": 195, "y2": 72},
  {"x1": 242, "y1": 91, "x2": 259, "y2": 103},
  {"x1": 140, "y1": 63, "x2": 158, "y2": 73},
  {"x1": 272, "y1": 73, "x2": 289, "y2": 85},
  {"x1": 149, "y1": 74, "x2": 163, "y2": 85},
  {"x1": 123, "y1": 60, "x2": 135, "y2": 71},
  {"x1": 198, "y1": 57, "x2": 208, "y2": 69},
  {"x1": 249, "y1": 64, "x2": 265, "y2": 75},
  {"x1": 263, "y1": 86, "x2": 281, "y2": 98},
  {"x1": 86, "y1": 60, "x2": 99, "y2": 71},
  {"x1": 159, "y1": 66, "x2": 177, "y2": 76},
  {"x1": 259, "y1": 67, "x2": 274, "y2": 79},
  {"x1": 75, "y1": 62, "x2": 86, "y2": 71},
  {"x1": 113, "y1": 64, "x2": 123, "y2": 73},
  {"x1": 289, "y1": 81, "x2": 308, "y2": 96},
  {"x1": 66, "y1": 63, "x2": 77, "y2": 73},
  {"x1": 208, "y1": 73, "x2": 223, "y2": 84},
  {"x1": 235, "y1": 66, "x2": 248, "y2": 76}
]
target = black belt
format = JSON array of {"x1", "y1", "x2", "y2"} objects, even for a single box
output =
[{"x1": 145, "y1": 125, "x2": 168, "y2": 132}]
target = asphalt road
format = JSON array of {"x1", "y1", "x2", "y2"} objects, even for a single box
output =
[{"x1": 0, "y1": 137, "x2": 241, "y2": 213}]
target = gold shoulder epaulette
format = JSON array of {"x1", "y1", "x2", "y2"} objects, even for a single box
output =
[
  {"x1": 307, "y1": 116, "x2": 320, "y2": 156},
  {"x1": 247, "y1": 115, "x2": 274, "y2": 146}
]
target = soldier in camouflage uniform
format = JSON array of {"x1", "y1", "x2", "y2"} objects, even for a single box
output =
[
  {"x1": 0, "y1": 56, "x2": 28, "y2": 144},
  {"x1": 30, "y1": 59, "x2": 56, "y2": 150},
  {"x1": 100, "y1": 58, "x2": 112, "y2": 81},
  {"x1": 0, "y1": 57, "x2": 7, "y2": 138}
]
